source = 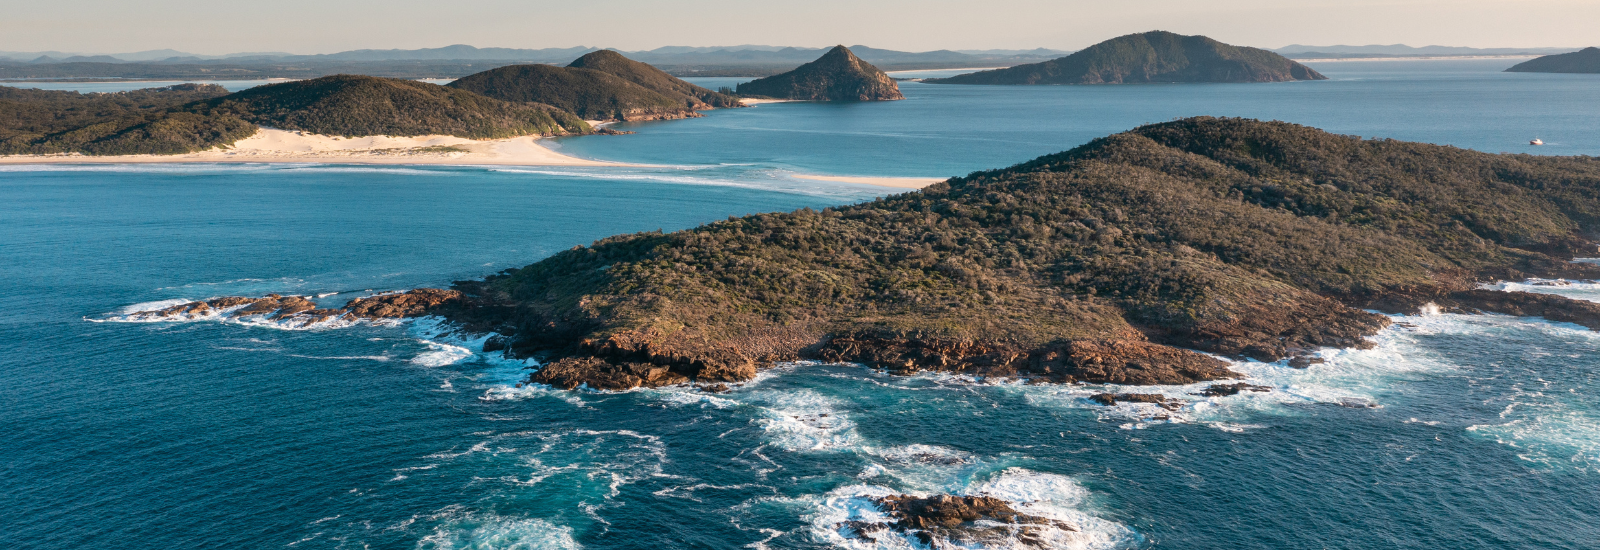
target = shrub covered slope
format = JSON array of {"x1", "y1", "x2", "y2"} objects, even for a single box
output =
[
  {"x1": 447, "y1": 117, "x2": 1600, "y2": 390},
  {"x1": 0, "y1": 84, "x2": 253, "y2": 155},
  {"x1": 1506, "y1": 47, "x2": 1600, "y2": 74},
  {"x1": 928, "y1": 31, "x2": 1325, "y2": 85}
]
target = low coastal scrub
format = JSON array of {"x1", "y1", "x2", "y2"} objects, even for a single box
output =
[
  {"x1": 445, "y1": 117, "x2": 1600, "y2": 389},
  {"x1": 447, "y1": 50, "x2": 741, "y2": 121},
  {"x1": 928, "y1": 31, "x2": 1324, "y2": 85}
]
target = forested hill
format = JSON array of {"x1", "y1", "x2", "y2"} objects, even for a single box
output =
[
  {"x1": 927, "y1": 31, "x2": 1326, "y2": 85},
  {"x1": 439, "y1": 117, "x2": 1600, "y2": 391},
  {"x1": 1506, "y1": 47, "x2": 1600, "y2": 74},
  {"x1": 200, "y1": 75, "x2": 589, "y2": 138},
  {"x1": 735, "y1": 46, "x2": 904, "y2": 101},
  {"x1": 0, "y1": 84, "x2": 252, "y2": 155},
  {"x1": 447, "y1": 50, "x2": 740, "y2": 121},
  {"x1": 564, "y1": 50, "x2": 741, "y2": 108}
]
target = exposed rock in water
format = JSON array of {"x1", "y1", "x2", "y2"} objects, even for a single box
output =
[
  {"x1": 1088, "y1": 392, "x2": 1183, "y2": 410},
  {"x1": 845, "y1": 494, "x2": 1075, "y2": 548},
  {"x1": 527, "y1": 356, "x2": 690, "y2": 390},
  {"x1": 1197, "y1": 382, "x2": 1273, "y2": 397},
  {"x1": 119, "y1": 289, "x2": 462, "y2": 327},
  {"x1": 735, "y1": 45, "x2": 904, "y2": 101}
]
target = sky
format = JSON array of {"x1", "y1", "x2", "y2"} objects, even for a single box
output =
[{"x1": 2, "y1": 0, "x2": 1596, "y2": 55}]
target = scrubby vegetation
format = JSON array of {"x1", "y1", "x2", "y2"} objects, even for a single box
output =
[
  {"x1": 199, "y1": 75, "x2": 589, "y2": 138},
  {"x1": 1506, "y1": 47, "x2": 1600, "y2": 74},
  {"x1": 0, "y1": 84, "x2": 254, "y2": 155},
  {"x1": 928, "y1": 31, "x2": 1325, "y2": 85},
  {"x1": 454, "y1": 118, "x2": 1600, "y2": 385},
  {"x1": 736, "y1": 46, "x2": 903, "y2": 101}
]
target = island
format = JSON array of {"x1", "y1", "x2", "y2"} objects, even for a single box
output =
[
  {"x1": 1506, "y1": 47, "x2": 1600, "y2": 74},
  {"x1": 925, "y1": 31, "x2": 1326, "y2": 85},
  {"x1": 736, "y1": 45, "x2": 904, "y2": 101},
  {"x1": 132, "y1": 117, "x2": 1600, "y2": 393},
  {"x1": 447, "y1": 50, "x2": 742, "y2": 121}
]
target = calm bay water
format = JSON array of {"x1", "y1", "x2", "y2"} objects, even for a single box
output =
[{"x1": 3, "y1": 60, "x2": 1599, "y2": 549}]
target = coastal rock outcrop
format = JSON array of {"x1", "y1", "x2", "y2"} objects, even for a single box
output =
[
  {"x1": 816, "y1": 334, "x2": 1237, "y2": 385},
  {"x1": 926, "y1": 31, "x2": 1326, "y2": 85},
  {"x1": 121, "y1": 289, "x2": 463, "y2": 326},
  {"x1": 735, "y1": 46, "x2": 904, "y2": 101},
  {"x1": 844, "y1": 494, "x2": 1075, "y2": 548}
]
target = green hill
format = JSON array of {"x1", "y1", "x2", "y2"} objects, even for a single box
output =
[
  {"x1": 1506, "y1": 47, "x2": 1600, "y2": 73},
  {"x1": 927, "y1": 31, "x2": 1326, "y2": 85},
  {"x1": 0, "y1": 84, "x2": 254, "y2": 155},
  {"x1": 735, "y1": 46, "x2": 904, "y2": 101},
  {"x1": 438, "y1": 117, "x2": 1600, "y2": 390},
  {"x1": 565, "y1": 50, "x2": 742, "y2": 108},
  {"x1": 202, "y1": 74, "x2": 588, "y2": 138}
]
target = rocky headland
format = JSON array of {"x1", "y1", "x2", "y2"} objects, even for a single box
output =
[
  {"x1": 926, "y1": 31, "x2": 1326, "y2": 85},
  {"x1": 124, "y1": 118, "x2": 1600, "y2": 393},
  {"x1": 1505, "y1": 47, "x2": 1600, "y2": 74},
  {"x1": 735, "y1": 46, "x2": 904, "y2": 101}
]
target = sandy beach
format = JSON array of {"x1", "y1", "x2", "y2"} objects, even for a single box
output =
[{"x1": 0, "y1": 128, "x2": 629, "y2": 167}]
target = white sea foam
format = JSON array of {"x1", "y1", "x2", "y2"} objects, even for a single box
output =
[
  {"x1": 414, "y1": 510, "x2": 581, "y2": 550},
  {"x1": 746, "y1": 388, "x2": 862, "y2": 453},
  {"x1": 410, "y1": 341, "x2": 475, "y2": 367},
  {"x1": 804, "y1": 468, "x2": 1135, "y2": 550}
]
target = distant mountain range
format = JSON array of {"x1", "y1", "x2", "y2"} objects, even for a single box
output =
[
  {"x1": 1273, "y1": 44, "x2": 1577, "y2": 58},
  {"x1": 0, "y1": 45, "x2": 1070, "y2": 66}
]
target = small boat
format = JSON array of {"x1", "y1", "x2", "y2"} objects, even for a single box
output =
[{"x1": 1531, "y1": 138, "x2": 1545, "y2": 146}]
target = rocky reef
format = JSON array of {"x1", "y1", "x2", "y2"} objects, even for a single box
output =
[
  {"x1": 735, "y1": 46, "x2": 904, "y2": 101},
  {"x1": 842, "y1": 494, "x2": 1076, "y2": 548},
  {"x1": 120, "y1": 289, "x2": 462, "y2": 327}
]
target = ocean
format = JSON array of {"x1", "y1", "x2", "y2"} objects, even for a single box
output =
[{"x1": 2, "y1": 59, "x2": 1598, "y2": 549}]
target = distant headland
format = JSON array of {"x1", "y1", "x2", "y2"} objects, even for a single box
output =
[
  {"x1": 735, "y1": 46, "x2": 904, "y2": 101},
  {"x1": 926, "y1": 31, "x2": 1326, "y2": 85},
  {"x1": 1506, "y1": 47, "x2": 1600, "y2": 74}
]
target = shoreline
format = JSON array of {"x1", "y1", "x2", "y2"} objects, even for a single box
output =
[{"x1": 0, "y1": 128, "x2": 938, "y2": 189}]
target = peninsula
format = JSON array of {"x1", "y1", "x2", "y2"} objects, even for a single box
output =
[
  {"x1": 1506, "y1": 47, "x2": 1600, "y2": 73},
  {"x1": 736, "y1": 46, "x2": 904, "y2": 101},
  {"x1": 135, "y1": 118, "x2": 1600, "y2": 392},
  {"x1": 926, "y1": 31, "x2": 1326, "y2": 85}
]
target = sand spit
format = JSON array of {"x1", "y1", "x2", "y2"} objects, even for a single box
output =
[{"x1": 0, "y1": 128, "x2": 629, "y2": 167}]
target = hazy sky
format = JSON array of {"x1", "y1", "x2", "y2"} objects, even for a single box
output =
[{"x1": 3, "y1": 0, "x2": 1596, "y2": 54}]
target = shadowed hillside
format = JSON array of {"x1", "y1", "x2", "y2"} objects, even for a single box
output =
[
  {"x1": 736, "y1": 46, "x2": 903, "y2": 101},
  {"x1": 928, "y1": 31, "x2": 1326, "y2": 85},
  {"x1": 430, "y1": 117, "x2": 1600, "y2": 391}
]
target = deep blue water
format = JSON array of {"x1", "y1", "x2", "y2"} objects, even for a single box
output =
[{"x1": 4, "y1": 60, "x2": 1600, "y2": 549}]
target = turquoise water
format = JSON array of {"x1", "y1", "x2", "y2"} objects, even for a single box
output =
[{"x1": 4, "y1": 60, "x2": 1600, "y2": 549}]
